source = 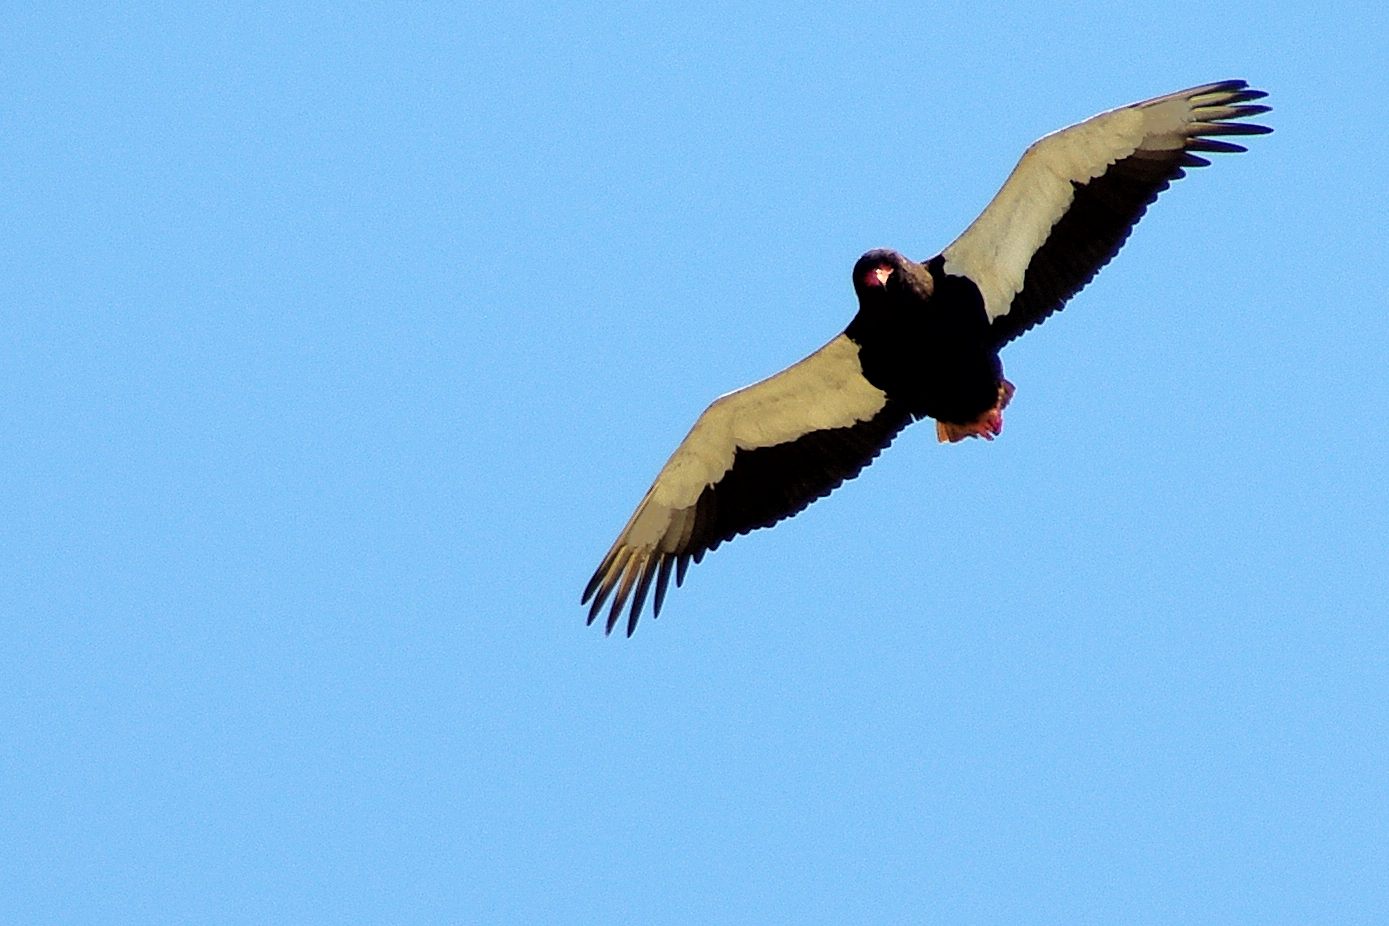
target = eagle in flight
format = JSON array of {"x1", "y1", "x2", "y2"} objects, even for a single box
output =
[{"x1": 583, "y1": 80, "x2": 1271, "y2": 636}]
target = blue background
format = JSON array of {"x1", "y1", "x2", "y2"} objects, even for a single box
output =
[{"x1": 4, "y1": 3, "x2": 1386, "y2": 923}]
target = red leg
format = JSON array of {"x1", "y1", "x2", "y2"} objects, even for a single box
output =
[{"x1": 936, "y1": 379, "x2": 1015, "y2": 443}]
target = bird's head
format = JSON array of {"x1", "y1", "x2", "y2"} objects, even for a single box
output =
[{"x1": 852, "y1": 249, "x2": 933, "y2": 302}]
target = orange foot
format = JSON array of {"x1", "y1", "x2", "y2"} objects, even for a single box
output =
[{"x1": 935, "y1": 379, "x2": 1016, "y2": 443}]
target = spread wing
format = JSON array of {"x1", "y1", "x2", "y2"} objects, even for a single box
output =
[
  {"x1": 582, "y1": 334, "x2": 912, "y2": 636},
  {"x1": 940, "y1": 79, "x2": 1271, "y2": 346}
]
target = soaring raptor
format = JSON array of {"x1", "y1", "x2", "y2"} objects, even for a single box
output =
[{"x1": 583, "y1": 80, "x2": 1271, "y2": 636}]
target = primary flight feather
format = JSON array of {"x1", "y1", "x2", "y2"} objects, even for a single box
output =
[{"x1": 583, "y1": 80, "x2": 1271, "y2": 636}]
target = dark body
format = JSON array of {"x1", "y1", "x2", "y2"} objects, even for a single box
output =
[{"x1": 845, "y1": 251, "x2": 1002, "y2": 426}]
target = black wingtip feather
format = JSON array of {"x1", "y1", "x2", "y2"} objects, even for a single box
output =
[
  {"x1": 581, "y1": 550, "x2": 615, "y2": 605},
  {"x1": 1188, "y1": 138, "x2": 1248, "y2": 154},
  {"x1": 627, "y1": 562, "x2": 657, "y2": 637},
  {"x1": 1220, "y1": 89, "x2": 1268, "y2": 105},
  {"x1": 604, "y1": 587, "x2": 624, "y2": 635},
  {"x1": 653, "y1": 556, "x2": 674, "y2": 618},
  {"x1": 1200, "y1": 122, "x2": 1273, "y2": 136},
  {"x1": 587, "y1": 590, "x2": 608, "y2": 626}
]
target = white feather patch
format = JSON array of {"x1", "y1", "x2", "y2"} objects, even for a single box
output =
[
  {"x1": 654, "y1": 334, "x2": 886, "y2": 508},
  {"x1": 940, "y1": 82, "x2": 1239, "y2": 322},
  {"x1": 942, "y1": 106, "x2": 1146, "y2": 320},
  {"x1": 615, "y1": 334, "x2": 887, "y2": 552}
]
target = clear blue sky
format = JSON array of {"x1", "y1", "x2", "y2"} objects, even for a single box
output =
[{"x1": 4, "y1": 3, "x2": 1387, "y2": 923}]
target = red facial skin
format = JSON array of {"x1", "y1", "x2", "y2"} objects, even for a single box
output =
[{"x1": 862, "y1": 264, "x2": 894, "y2": 288}]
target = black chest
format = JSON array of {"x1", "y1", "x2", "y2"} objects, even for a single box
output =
[{"x1": 845, "y1": 257, "x2": 1002, "y2": 423}]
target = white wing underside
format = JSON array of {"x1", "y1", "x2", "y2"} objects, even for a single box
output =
[
  {"x1": 942, "y1": 82, "x2": 1260, "y2": 322},
  {"x1": 583, "y1": 333, "x2": 891, "y2": 633},
  {"x1": 620, "y1": 333, "x2": 886, "y2": 549}
]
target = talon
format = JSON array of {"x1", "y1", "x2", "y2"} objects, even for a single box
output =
[{"x1": 936, "y1": 379, "x2": 1015, "y2": 443}]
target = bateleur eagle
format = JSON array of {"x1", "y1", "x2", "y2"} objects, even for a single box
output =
[{"x1": 583, "y1": 80, "x2": 1271, "y2": 635}]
